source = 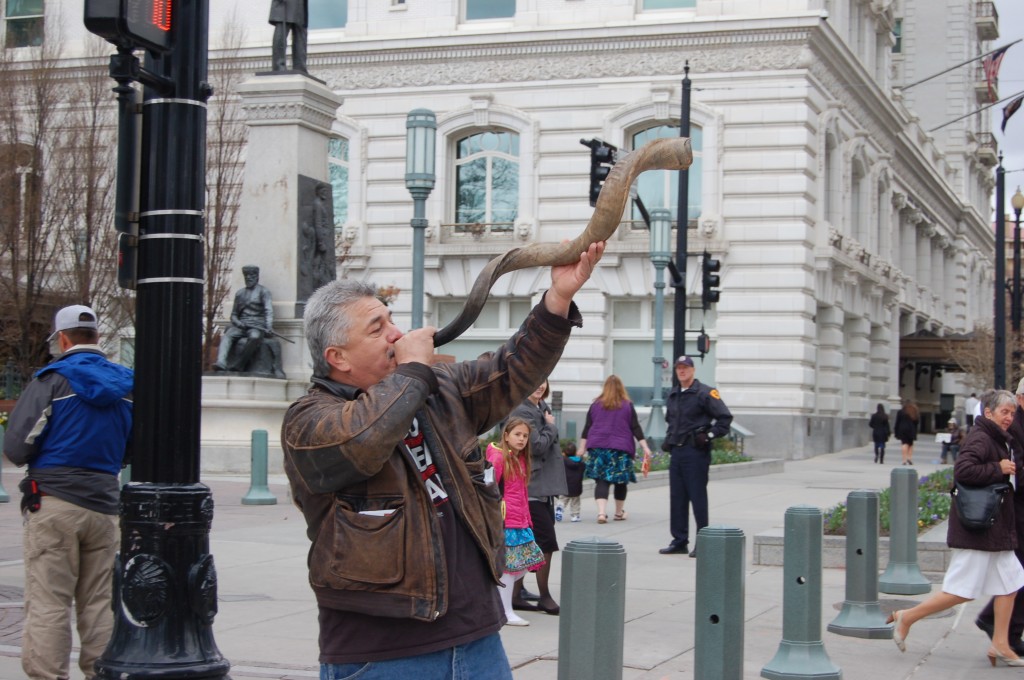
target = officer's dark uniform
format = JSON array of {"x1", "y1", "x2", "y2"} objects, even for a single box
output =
[{"x1": 662, "y1": 372, "x2": 733, "y2": 554}]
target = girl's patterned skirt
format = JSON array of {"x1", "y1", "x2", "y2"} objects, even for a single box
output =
[{"x1": 504, "y1": 527, "x2": 545, "y2": 573}]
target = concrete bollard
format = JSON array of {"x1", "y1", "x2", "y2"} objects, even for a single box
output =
[
  {"x1": 241, "y1": 430, "x2": 277, "y2": 506},
  {"x1": 827, "y1": 490, "x2": 892, "y2": 639},
  {"x1": 695, "y1": 525, "x2": 745, "y2": 680},
  {"x1": 761, "y1": 505, "x2": 841, "y2": 680},
  {"x1": 558, "y1": 537, "x2": 626, "y2": 680},
  {"x1": 879, "y1": 467, "x2": 930, "y2": 595},
  {"x1": 0, "y1": 425, "x2": 9, "y2": 503}
]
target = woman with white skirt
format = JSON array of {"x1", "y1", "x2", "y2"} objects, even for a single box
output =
[{"x1": 888, "y1": 389, "x2": 1024, "y2": 666}]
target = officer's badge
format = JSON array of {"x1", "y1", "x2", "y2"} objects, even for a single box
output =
[{"x1": 710, "y1": 389, "x2": 721, "y2": 399}]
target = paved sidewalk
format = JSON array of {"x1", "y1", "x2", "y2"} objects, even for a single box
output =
[{"x1": 0, "y1": 439, "x2": 1002, "y2": 679}]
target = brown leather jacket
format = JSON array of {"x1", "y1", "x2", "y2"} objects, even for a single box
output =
[{"x1": 282, "y1": 299, "x2": 581, "y2": 621}]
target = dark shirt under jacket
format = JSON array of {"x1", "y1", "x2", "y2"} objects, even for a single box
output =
[{"x1": 664, "y1": 379, "x2": 733, "y2": 447}]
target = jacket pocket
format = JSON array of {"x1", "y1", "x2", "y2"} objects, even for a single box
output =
[{"x1": 327, "y1": 495, "x2": 406, "y2": 585}]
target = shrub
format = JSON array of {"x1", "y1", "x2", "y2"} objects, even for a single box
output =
[
  {"x1": 823, "y1": 467, "x2": 954, "y2": 536},
  {"x1": 641, "y1": 437, "x2": 751, "y2": 473}
]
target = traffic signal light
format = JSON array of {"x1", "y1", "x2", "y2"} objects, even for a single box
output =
[
  {"x1": 701, "y1": 251, "x2": 721, "y2": 310},
  {"x1": 85, "y1": 0, "x2": 174, "y2": 53},
  {"x1": 580, "y1": 138, "x2": 618, "y2": 207},
  {"x1": 696, "y1": 332, "x2": 711, "y2": 356}
]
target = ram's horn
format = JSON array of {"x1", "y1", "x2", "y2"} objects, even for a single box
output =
[{"x1": 434, "y1": 136, "x2": 693, "y2": 346}]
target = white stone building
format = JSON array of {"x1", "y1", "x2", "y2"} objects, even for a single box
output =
[{"x1": 9, "y1": 0, "x2": 1000, "y2": 458}]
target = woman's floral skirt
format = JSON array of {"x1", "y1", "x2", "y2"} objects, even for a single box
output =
[{"x1": 585, "y1": 447, "x2": 637, "y2": 485}]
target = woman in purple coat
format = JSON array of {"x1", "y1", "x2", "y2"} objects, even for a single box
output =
[
  {"x1": 888, "y1": 389, "x2": 1024, "y2": 666},
  {"x1": 580, "y1": 375, "x2": 652, "y2": 523}
]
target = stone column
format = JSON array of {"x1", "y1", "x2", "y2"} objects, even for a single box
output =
[{"x1": 235, "y1": 73, "x2": 344, "y2": 378}]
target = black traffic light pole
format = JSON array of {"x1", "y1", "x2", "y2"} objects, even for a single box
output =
[
  {"x1": 672, "y1": 64, "x2": 691, "y2": 365},
  {"x1": 996, "y1": 156, "x2": 1007, "y2": 389},
  {"x1": 94, "y1": 0, "x2": 230, "y2": 677}
]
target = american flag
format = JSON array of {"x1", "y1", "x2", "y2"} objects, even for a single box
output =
[
  {"x1": 1004, "y1": 94, "x2": 1024, "y2": 133},
  {"x1": 983, "y1": 45, "x2": 1012, "y2": 103}
]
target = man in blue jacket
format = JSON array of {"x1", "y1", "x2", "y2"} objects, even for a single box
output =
[{"x1": 4, "y1": 305, "x2": 133, "y2": 680}]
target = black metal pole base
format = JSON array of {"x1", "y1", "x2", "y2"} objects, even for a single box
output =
[{"x1": 95, "y1": 483, "x2": 230, "y2": 679}]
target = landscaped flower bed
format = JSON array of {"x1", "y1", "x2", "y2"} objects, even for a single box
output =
[
  {"x1": 823, "y1": 467, "x2": 954, "y2": 536},
  {"x1": 641, "y1": 438, "x2": 752, "y2": 473}
]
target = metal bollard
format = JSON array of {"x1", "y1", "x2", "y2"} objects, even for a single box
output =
[
  {"x1": 879, "y1": 467, "x2": 930, "y2": 595},
  {"x1": 827, "y1": 490, "x2": 892, "y2": 638},
  {"x1": 241, "y1": 430, "x2": 277, "y2": 505},
  {"x1": 119, "y1": 464, "x2": 132, "y2": 488},
  {"x1": 558, "y1": 537, "x2": 626, "y2": 680},
  {"x1": 695, "y1": 525, "x2": 746, "y2": 680},
  {"x1": 0, "y1": 425, "x2": 9, "y2": 503},
  {"x1": 761, "y1": 505, "x2": 841, "y2": 680}
]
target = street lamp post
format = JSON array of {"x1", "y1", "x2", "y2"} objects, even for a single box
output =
[
  {"x1": 405, "y1": 109, "x2": 437, "y2": 330},
  {"x1": 646, "y1": 208, "x2": 672, "y2": 447},
  {"x1": 1012, "y1": 187, "x2": 1024, "y2": 333}
]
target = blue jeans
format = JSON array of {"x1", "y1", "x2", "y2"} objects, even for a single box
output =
[{"x1": 320, "y1": 633, "x2": 512, "y2": 680}]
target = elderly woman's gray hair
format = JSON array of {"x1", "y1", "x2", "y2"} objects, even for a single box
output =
[
  {"x1": 979, "y1": 389, "x2": 1016, "y2": 415},
  {"x1": 304, "y1": 280, "x2": 380, "y2": 378}
]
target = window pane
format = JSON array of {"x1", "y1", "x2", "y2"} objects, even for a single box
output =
[
  {"x1": 6, "y1": 17, "x2": 42, "y2": 47},
  {"x1": 328, "y1": 137, "x2": 349, "y2": 161},
  {"x1": 310, "y1": 0, "x2": 347, "y2": 28},
  {"x1": 509, "y1": 300, "x2": 532, "y2": 326},
  {"x1": 612, "y1": 301, "x2": 642, "y2": 329},
  {"x1": 328, "y1": 137, "x2": 349, "y2": 227},
  {"x1": 475, "y1": 300, "x2": 500, "y2": 328},
  {"x1": 631, "y1": 124, "x2": 701, "y2": 222},
  {"x1": 456, "y1": 158, "x2": 487, "y2": 224},
  {"x1": 642, "y1": 0, "x2": 695, "y2": 8},
  {"x1": 466, "y1": 0, "x2": 515, "y2": 20},
  {"x1": 329, "y1": 163, "x2": 348, "y2": 226},
  {"x1": 437, "y1": 301, "x2": 463, "y2": 328},
  {"x1": 490, "y1": 157, "x2": 518, "y2": 223},
  {"x1": 6, "y1": 0, "x2": 43, "y2": 17}
]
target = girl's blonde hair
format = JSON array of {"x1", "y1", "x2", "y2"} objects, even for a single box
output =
[
  {"x1": 497, "y1": 417, "x2": 533, "y2": 484},
  {"x1": 597, "y1": 374, "x2": 630, "y2": 411}
]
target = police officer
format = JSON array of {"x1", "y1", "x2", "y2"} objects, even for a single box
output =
[{"x1": 659, "y1": 356, "x2": 733, "y2": 557}]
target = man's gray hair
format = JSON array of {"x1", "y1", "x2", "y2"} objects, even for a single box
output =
[
  {"x1": 979, "y1": 389, "x2": 1016, "y2": 415},
  {"x1": 304, "y1": 280, "x2": 380, "y2": 378}
]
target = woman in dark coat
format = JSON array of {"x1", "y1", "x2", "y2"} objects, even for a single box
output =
[
  {"x1": 893, "y1": 400, "x2": 919, "y2": 466},
  {"x1": 887, "y1": 389, "x2": 1024, "y2": 666},
  {"x1": 868, "y1": 403, "x2": 891, "y2": 464}
]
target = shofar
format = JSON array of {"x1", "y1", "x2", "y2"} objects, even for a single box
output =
[{"x1": 434, "y1": 136, "x2": 693, "y2": 346}]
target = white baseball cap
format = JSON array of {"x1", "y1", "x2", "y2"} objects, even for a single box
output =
[{"x1": 48, "y1": 305, "x2": 98, "y2": 342}]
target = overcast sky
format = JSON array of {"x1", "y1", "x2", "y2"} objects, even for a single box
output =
[{"x1": 995, "y1": 0, "x2": 1024, "y2": 204}]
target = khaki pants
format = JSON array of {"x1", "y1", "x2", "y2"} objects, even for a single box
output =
[{"x1": 22, "y1": 495, "x2": 118, "y2": 680}]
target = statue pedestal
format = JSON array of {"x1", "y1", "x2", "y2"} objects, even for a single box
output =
[
  {"x1": 200, "y1": 375, "x2": 309, "y2": 473},
  {"x1": 200, "y1": 74, "x2": 342, "y2": 471}
]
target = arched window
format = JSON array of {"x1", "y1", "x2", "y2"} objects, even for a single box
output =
[
  {"x1": 327, "y1": 136, "x2": 348, "y2": 228},
  {"x1": 454, "y1": 130, "x2": 519, "y2": 230},
  {"x1": 630, "y1": 124, "x2": 702, "y2": 224}
]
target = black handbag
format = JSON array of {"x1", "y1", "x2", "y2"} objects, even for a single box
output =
[{"x1": 951, "y1": 480, "x2": 1011, "y2": 532}]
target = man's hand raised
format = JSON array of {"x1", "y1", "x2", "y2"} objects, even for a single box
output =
[{"x1": 544, "y1": 241, "x2": 606, "y2": 318}]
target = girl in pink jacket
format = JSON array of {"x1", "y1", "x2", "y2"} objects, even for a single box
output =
[{"x1": 487, "y1": 417, "x2": 546, "y2": 626}]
